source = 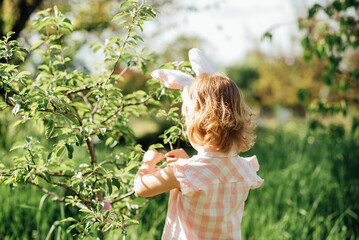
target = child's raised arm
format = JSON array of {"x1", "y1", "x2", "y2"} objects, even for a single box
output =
[{"x1": 134, "y1": 149, "x2": 180, "y2": 197}]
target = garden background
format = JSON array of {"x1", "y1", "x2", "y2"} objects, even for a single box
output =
[{"x1": 0, "y1": 0, "x2": 358, "y2": 239}]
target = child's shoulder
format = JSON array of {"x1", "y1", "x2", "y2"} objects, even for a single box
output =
[{"x1": 171, "y1": 154, "x2": 263, "y2": 189}]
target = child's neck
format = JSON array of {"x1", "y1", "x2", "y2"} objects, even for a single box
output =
[
  {"x1": 197, "y1": 145, "x2": 238, "y2": 154},
  {"x1": 198, "y1": 145, "x2": 221, "y2": 153}
]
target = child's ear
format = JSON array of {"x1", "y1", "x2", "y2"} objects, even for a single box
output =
[
  {"x1": 189, "y1": 48, "x2": 216, "y2": 76},
  {"x1": 151, "y1": 69, "x2": 194, "y2": 90}
]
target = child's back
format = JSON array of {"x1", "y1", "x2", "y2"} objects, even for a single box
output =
[{"x1": 163, "y1": 150, "x2": 263, "y2": 240}]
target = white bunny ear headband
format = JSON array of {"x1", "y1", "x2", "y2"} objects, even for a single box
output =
[{"x1": 150, "y1": 48, "x2": 216, "y2": 108}]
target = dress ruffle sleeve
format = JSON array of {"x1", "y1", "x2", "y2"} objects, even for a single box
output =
[
  {"x1": 168, "y1": 158, "x2": 200, "y2": 195},
  {"x1": 242, "y1": 155, "x2": 264, "y2": 189}
]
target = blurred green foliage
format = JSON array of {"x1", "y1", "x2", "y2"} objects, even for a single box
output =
[{"x1": 299, "y1": 0, "x2": 359, "y2": 139}]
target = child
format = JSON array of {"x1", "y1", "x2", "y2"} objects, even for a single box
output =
[{"x1": 134, "y1": 49, "x2": 263, "y2": 240}]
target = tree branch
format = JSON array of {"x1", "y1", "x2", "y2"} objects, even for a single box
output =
[
  {"x1": 29, "y1": 182, "x2": 65, "y2": 202},
  {"x1": 49, "y1": 171, "x2": 73, "y2": 177},
  {"x1": 100, "y1": 94, "x2": 154, "y2": 124},
  {"x1": 35, "y1": 173, "x2": 92, "y2": 209},
  {"x1": 65, "y1": 13, "x2": 137, "y2": 97},
  {"x1": 111, "y1": 190, "x2": 135, "y2": 204},
  {"x1": 30, "y1": 182, "x2": 89, "y2": 210}
]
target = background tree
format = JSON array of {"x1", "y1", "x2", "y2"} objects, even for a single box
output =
[
  {"x1": 263, "y1": 0, "x2": 359, "y2": 137},
  {"x1": 299, "y1": 0, "x2": 359, "y2": 138}
]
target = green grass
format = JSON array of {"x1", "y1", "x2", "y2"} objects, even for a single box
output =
[
  {"x1": 1, "y1": 127, "x2": 359, "y2": 239},
  {"x1": 240, "y1": 128, "x2": 359, "y2": 240},
  {"x1": 0, "y1": 184, "x2": 75, "y2": 240}
]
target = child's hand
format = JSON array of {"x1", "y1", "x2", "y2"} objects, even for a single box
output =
[
  {"x1": 165, "y1": 149, "x2": 189, "y2": 163},
  {"x1": 142, "y1": 149, "x2": 165, "y2": 165}
]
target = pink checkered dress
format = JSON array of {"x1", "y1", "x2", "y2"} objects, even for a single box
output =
[{"x1": 162, "y1": 151, "x2": 263, "y2": 240}]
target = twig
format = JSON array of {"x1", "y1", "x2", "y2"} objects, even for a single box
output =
[
  {"x1": 48, "y1": 172, "x2": 73, "y2": 177},
  {"x1": 28, "y1": 149, "x2": 36, "y2": 165},
  {"x1": 29, "y1": 182, "x2": 65, "y2": 202},
  {"x1": 64, "y1": 13, "x2": 135, "y2": 97},
  {"x1": 85, "y1": 138, "x2": 97, "y2": 165},
  {"x1": 100, "y1": 95, "x2": 154, "y2": 124},
  {"x1": 35, "y1": 173, "x2": 92, "y2": 209},
  {"x1": 111, "y1": 190, "x2": 135, "y2": 204},
  {"x1": 98, "y1": 161, "x2": 113, "y2": 167},
  {"x1": 77, "y1": 92, "x2": 98, "y2": 123},
  {"x1": 90, "y1": 101, "x2": 99, "y2": 123},
  {"x1": 77, "y1": 92, "x2": 92, "y2": 109}
]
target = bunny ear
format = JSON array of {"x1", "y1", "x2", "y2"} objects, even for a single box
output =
[
  {"x1": 189, "y1": 48, "x2": 216, "y2": 76},
  {"x1": 151, "y1": 69, "x2": 194, "y2": 90}
]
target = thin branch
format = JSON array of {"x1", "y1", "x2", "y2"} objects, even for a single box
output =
[
  {"x1": 98, "y1": 161, "x2": 113, "y2": 167},
  {"x1": 65, "y1": 94, "x2": 83, "y2": 125},
  {"x1": 123, "y1": 95, "x2": 155, "y2": 108},
  {"x1": 77, "y1": 92, "x2": 92, "y2": 109},
  {"x1": 30, "y1": 182, "x2": 89, "y2": 210},
  {"x1": 49, "y1": 172, "x2": 73, "y2": 177},
  {"x1": 65, "y1": 81, "x2": 101, "y2": 96},
  {"x1": 100, "y1": 105, "x2": 123, "y2": 124},
  {"x1": 0, "y1": 172, "x2": 11, "y2": 176},
  {"x1": 100, "y1": 95, "x2": 154, "y2": 124},
  {"x1": 35, "y1": 173, "x2": 92, "y2": 209},
  {"x1": 111, "y1": 190, "x2": 135, "y2": 204},
  {"x1": 77, "y1": 92, "x2": 98, "y2": 123},
  {"x1": 29, "y1": 182, "x2": 65, "y2": 202},
  {"x1": 84, "y1": 137, "x2": 97, "y2": 165},
  {"x1": 90, "y1": 101, "x2": 99, "y2": 123},
  {"x1": 28, "y1": 149, "x2": 36, "y2": 165},
  {"x1": 65, "y1": 10, "x2": 137, "y2": 97},
  {"x1": 38, "y1": 108, "x2": 79, "y2": 122}
]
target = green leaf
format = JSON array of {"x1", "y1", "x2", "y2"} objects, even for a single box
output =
[
  {"x1": 10, "y1": 144, "x2": 25, "y2": 152},
  {"x1": 15, "y1": 51, "x2": 25, "y2": 62},
  {"x1": 75, "y1": 134, "x2": 84, "y2": 146},
  {"x1": 43, "y1": 171, "x2": 51, "y2": 181},
  {"x1": 60, "y1": 217, "x2": 77, "y2": 223},
  {"x1": 34, "y1": 176, "x2": 38, "y2": 185},
  {"x1": 63, "y1": 114, "x2": 80, "y2": 126},
  {"x1": 65, "y1": 143, "x2": 74, "y2": 159},
  {"x1": 66, "y1": 224, "x2": 77, "y2": 234},
  {"x1": 308, "y1": 4, "x2": 322, "y2": 19},
  {"x1": 56, "y1": 146, "x2": 66, "y2": 157},
  {"x1": 112, "y1": 178, "x2": 121, "y2": 190},
  {"x1": 31, "y1": 40, "x2": 44, "y2": 51},
  {"x1": 261, "y1": 32, "x2": 272, "y2": 42},
  {"x1": 112, "y1": 12, "x2": 130, "y2": 22},
  {"x1": 103, "y1": 210, "x2": 110, "y2": 219},
  {"x1": 148, "y1": 143, "x2": 164, "y2": 150},
  {"x1": 120, "y1": 1, "x2": 134, "y2": 9},
  {"x1": 12, "y1": 104, "x2": 20, "y2": 116},
  {"x1": 107, "y1": 178, "x2": 112, "y2": 195},
  {"x1": 45, "y1": 120, "x2": 55, "y2": 139},
  {"x1": 79, "y1": 208, "x2": 93, "y2": 214},
  {"x1": 54, "y1": 86, "x2": 71, "y2": 92},
  {"x1": 5, "y1": 64, "x2": 17, "y2": 72},
  {"x1": 18, "y1": 71, "x2": 31, "y2": 77}
]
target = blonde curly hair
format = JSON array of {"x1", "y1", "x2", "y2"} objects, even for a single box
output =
[{"x1": 182, "y1": 73, "x2": 256, "y2": 153}]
